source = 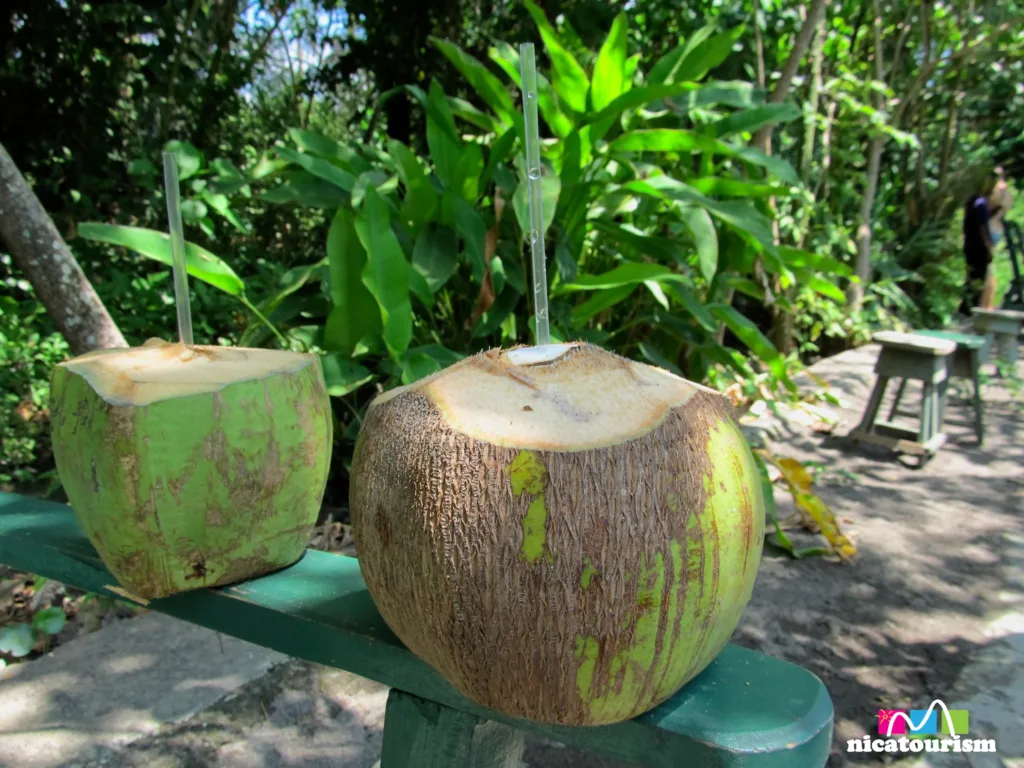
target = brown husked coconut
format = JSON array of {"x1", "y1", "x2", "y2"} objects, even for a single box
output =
[{"x1": 350, "y1": 342, "x2": 764, "y2": 725}]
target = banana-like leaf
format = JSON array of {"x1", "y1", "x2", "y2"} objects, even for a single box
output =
[
  {"x1": 320, "y1": 355, "x2": 373, "y2": 397},
  {"x1": 354, "y1": 188, "x2": 412, "y2": 359},
  {"x1": 430, "y1": 38, "x2": 518, "y2": 128},
  {"x1": 523, "y1": 0, "x2": 590, "y2": 114},
  {"x1": 708, "y1": 303, "x2": 794, "y2": 390},
  {"x1": 590, "y1": 13, "x2": 630, "y2": 112},
  {"x1": 489, "y1": 42, "x2": 574, "y2": 138},
  {"x1": 77, "y1": 223, "x2": 244, "y2": 296},
  {"x1": 712, "y1": 103, "x2": 801, "y2": 138},
  {"x1": 277, "y1": 147, "x2": 356, "y2": 191},
  {"x1": 324, "y1": 208, "x2": 381, "y2": 356}
]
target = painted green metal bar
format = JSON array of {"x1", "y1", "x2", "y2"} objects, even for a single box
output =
[{"x1": 0, "y1": 493, "x2": 833, "y2": 767}]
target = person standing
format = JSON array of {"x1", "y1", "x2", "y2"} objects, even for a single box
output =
[
  {"x1": 982, "y1": 167, "x2": 1013, "y2": 309},
  {"x1": 962, "y1": 174, "x2": 996, "y2": 314}
]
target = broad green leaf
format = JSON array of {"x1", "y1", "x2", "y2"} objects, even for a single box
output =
[
  {"x1": 324, "y1": 208, "x2": 381, "y2": 356},
  {"x1": 471, "y1": 286, "x2": 520, "y2": 339},
  {"x1": 590, "y1": 13, "x2": 629, "y2": 112},
  {"x1": 720, "y1": 274, "x2": 764, "y2": 300},
  {"x1": 778, "y1": 247, "x2": 853, "y2": 277},
  {"x1": 163, "y1": 140, "x2": 203, "y2": 180},
  {"x1": 591, "y1": 220, "x2": 685, "y2": 264},
  {"x1": 31, "y1": 607, "x2": 66, "y2": 636},
  {"x1": 407, "y1": 263, "x2": 434, "y2": 308},
  {"x1": 444, "y1": 192, "x2": 488, "y2": 283},
  {"x1": 673, "y1": 25, "x2": 746, "y2": 82},
  {"x1": 584, "y1": 82, "x2": 714, "y2": 126},
  {"x1": 355, "y1": 188, "x2": 412, "y2": 359},
  {"x1": 624, "y1": 178, "x2": 777, "y2": 255},
  {"x1": 401, "y1": 344, "x2": 465, "y2": 384},
  {"x1": 679, "y1": 206, "x2": 718, "y2": 281},
  {"x1": 179, "y1": 199, "x2": 208, "y2": 223},
  {"x1": 644, "y1": 280, "x2": 671, "y2": 310},
  {"x1": 455, "y1": 143, "x2": 484, "y2": 201},
  {"x1": 561, "y1": 262, "x2": 689, "y2": 292},
  {"x1": 390, "y1": 140, "x2": 438, "y2": 228},
  {"x1": 688, "y1": 81, "x2": 760, "y2": 109},
  {"x1": 712, "y1": 103, "x2": 801, "y2": 138},
  {"x1": 666, "y1": 283, "x2": 717, "y2": 331},
  {"x1": 571, "y1": 283, "x2": 637, "y2": 323},
  {"x1": 210, "y1": 158, "x2": 245, "y2": 182},
  {"x1": 446, "y1": 96, "x2": 504, "y2": 133},
  {"x1": 202, "y1": 190, "x2": 249, "y2": 233},
  {"x1": 732, "y1": 146, "x2": 800, "y2": 185},
  {"x1": 77, "y1": 223, "x2": 245, "y2": 296},
  {"x1": 320, "y1": 355, "x2": 373, "y2": 397},
  {"x1": 128, "y1": 158, "x2": 158, "y2": 177},
  {"x1": 489, "y1": 42, "x2": 574, "y2": 137},
  {"x1": 0, "y1": 623, "x2": 34, "y2": 658},
  {"x1": 412, "y1": 226, "x2": 458, "y2": 292},
  {"x1": 523, "y1": 0, "x2": 590, "y2": 114},
  {"x1": 350, "y1": 171, "x2": 392, "y2": 208},
  {"x1": 808, "y1": 276, "x2": 846, "y2": 303},
  {"x1": 512, "y1": 176, "x2": 561, "y2": 241},
  {"x1": 249, "y1": 154, "x2": 291, "y2": 181},
  {"x1": 648, "y1": 24, "x2": 717, "y2": 84},
  {"x1": 638, "y1": 342, "x2": 682, "y2": 376},
  {"x1": 609, "y1": 129, "x2": 728, "y2": 154},
  {"x1": 277, "y1": 146, "x2": 355, "y2": 191},
  {"x1": 287, "y1": 129, "x2": 356, "y2": 168},
  {"x1": 259, "y1": 171, "x2": 347, "y2": 209},
  {"x1": 389, "y1": 140, "x2": 426, "y2": 187},
  {"x1": 258, "y1": 259, "x2": 326, "y2": 320},
  {"x1": 426, "y1": 81, "x2": 461, "y2": 189},
  {"x1": 689, "y1": 177, "x2": 791, "y2": 198},
  {"x1": 708, "y1": 303, "x2": 794, "y2": 389},
  {"x1": 481, "y1": 128, "x2": 517, "y2": 191},
  {"x1": 430, "y1": 38, "x2": 517, "y2": 126}
]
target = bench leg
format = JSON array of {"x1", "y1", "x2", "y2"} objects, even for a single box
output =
[
  {"x1": 887, "y1": 378, "x2": 907, "y2": 420},
  {"x1": 854, "y1": 375, "x2": 890, "y2": 434},
  {"x1": 919, "y1": 383, "x2": 934, "y2": 443},
  {"x1": 380, "y1": 690, "x2": 525, "y2": 768}
]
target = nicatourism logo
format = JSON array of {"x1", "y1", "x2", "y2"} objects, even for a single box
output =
[{"x1": 846, "y1": 700, "x2": 997, "y2": 755}]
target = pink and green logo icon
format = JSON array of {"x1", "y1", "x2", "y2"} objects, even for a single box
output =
[{"x1": 877, "y1": 706, "x2": 969, "y2": 737}]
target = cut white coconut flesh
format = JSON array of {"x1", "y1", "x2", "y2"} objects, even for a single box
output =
[
  {"x1": 62, "y1": 339, "x2": 316, "y2": 407},
  {"x1": 371, "y1": 342, "x2": 721, "y2": 451}
]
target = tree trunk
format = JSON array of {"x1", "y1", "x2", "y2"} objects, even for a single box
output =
[
  {"x1": 847, "y1": 0, "x2": 885, "y2": 310},
  {"x1": 800, "y1": 16, "x2": 826, "y2": 183},
  {"x1": 0, "y1": 143, "x2": 126, "y2": 355},
  {"x1": 751, "y1": 0, "x2": 828, "y2": 151},
  {"x1": 937, "y1": 73, "x2": 964, "y2": 191}
]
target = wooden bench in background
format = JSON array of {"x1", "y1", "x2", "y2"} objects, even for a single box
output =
[
  {"x1": 848, "y1": 331, "x2": 956, "y2": 461},
  {"x1": 0, "y1": 493, "x2": 834, "y2": 767}
]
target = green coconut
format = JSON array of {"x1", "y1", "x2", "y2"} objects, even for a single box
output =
[
  {"x1": 50, "y1": 339, "x2": 333, "y2": 599},
  {"x1": 350, "y1": 342, "x2": 765, "y2": 726}
]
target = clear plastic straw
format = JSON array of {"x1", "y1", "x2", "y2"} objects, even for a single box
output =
[
  {"x1": 161, "y1": 152, "x2": 194, "y2": 346},
  {"x1": 519, "y1": 43, "x2": 550, "y2": 346}
]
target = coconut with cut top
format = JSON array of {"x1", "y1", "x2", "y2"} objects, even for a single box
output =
[
  {"x1": 350, "y1": 342, "x2": 764, "y2": 726},
  {"x1": 50, "y1": 339, "x2": 332, "y2": 599}
]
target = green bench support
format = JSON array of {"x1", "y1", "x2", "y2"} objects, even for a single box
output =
[
  {"x1": 972, "y1": 308, "x2": 1024, "y2": 372},
  {"x1": 0, "y1": 493, "x2": 833, "y2": 767},
  {"x1": 915, "y1": 330, "x2": 987, "y2": 444},
  {"x1": 848, "y1": 331, "x2": 955, "y2": 462}
]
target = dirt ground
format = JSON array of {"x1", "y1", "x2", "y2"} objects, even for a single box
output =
[{"x1": 734, "y1": 343, "x2": 1023, "y2": 766}]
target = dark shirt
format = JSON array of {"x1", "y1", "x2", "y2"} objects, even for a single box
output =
[{"x1": 963, "y1": 195, "x2": 991, "y2": 266}]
